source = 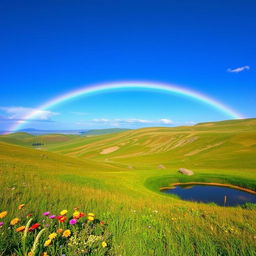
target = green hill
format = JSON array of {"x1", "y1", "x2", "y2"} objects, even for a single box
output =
[
  {"x1": 44, "y1": 118, "x2": 256, "y2": 171},
  {"x1": 82, "y1": 128, "x2": 130, "y2": 136},
  {"x1": 0, "y1": 119, "x2": 256, "y2": 255}
]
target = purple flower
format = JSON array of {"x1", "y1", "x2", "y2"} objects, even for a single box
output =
[
  {"x1": 69, "y1": 219, "x2": 77, "y2": 225},
  {"x1": 0, "y1": 222, "x2": 4, "y2": 227},
  {"x1": 49, "y1": 215, "x2": 56, "y2": 219},
  {"x1": 43, "y1": 211, "x2": 50, "y2": 216}
]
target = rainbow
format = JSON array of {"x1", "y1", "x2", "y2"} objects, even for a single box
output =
[{"x1": 8, "y1": 81, "x2": 244, "y2": 133}]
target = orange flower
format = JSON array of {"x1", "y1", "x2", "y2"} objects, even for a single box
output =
[
  {"x1": 0, "y1": 211, "x2": 7, "y2": 219},
  {"x1": 18, "y1": 204, "x2": 25, "y2": 210},
  {"x1": 57, "y1": 228, "x2": 63, "y2": 233},
  {"x1": 10, "y1": 218, "x2": 20, "y2": 225},
  {"x1": 16, "y1": 226, "x2": 26, "y2": 232},
  {"x1": 56, "y1": 216, "x2": 66, "y2": 223}
]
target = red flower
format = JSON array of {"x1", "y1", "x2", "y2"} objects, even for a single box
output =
[
  {"x1": 27, "y1": 214, "x2": 33, "y2": 217},
  {"x1": 100, "y1": 221, "x2": 105, "y2": 225},
  {"x1": 29, "y1": 223, "x2": 40, "y2": 231},
  {"x1": 79, "y1": 212, "x2": 85, "y2": 218},
  {"x1": 56, "y1": 216, "x2": 66, "y2": 223}
]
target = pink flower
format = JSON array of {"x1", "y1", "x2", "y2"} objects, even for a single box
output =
[
  {"x1": 69, "y1": 219, "x2": 77, "y2": 225},
  {"x1": 43, "y1": 211, "x2": 50, "y2": 216},
  {"x1": 49, "y1": 215, "x2": 56, "y2": 219},
  {"x1": 0, "y1": 222, "x2": 4, "y2": 227}
]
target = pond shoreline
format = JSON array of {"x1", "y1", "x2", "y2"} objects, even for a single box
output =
[{"x1": 160, "y1": 182, "x2": 256, "y2": 195}]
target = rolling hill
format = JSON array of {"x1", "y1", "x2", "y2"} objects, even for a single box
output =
[{"x1": 0, "y1": 118, "x2": 256, "y2": 255}]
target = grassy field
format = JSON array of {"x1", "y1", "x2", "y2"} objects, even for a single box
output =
[{"x1": 0, "y1": 118, "x2": 256, "y2": 255}]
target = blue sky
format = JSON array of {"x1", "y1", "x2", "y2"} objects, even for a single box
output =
[{"x1": 0, "y1": 0, "x2": 255, "y2": 131}]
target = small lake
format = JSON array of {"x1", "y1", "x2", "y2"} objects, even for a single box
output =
[{"x1": 161, "y1": 184, "x2": 256, "y2": 206}]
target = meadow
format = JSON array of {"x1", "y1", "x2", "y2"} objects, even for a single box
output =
[{"x1": 0, "y1": 118, "x2": 256, "y2": 255}]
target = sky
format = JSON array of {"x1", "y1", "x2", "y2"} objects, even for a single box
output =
[{"x1": 0, "y1": 0, "x2": 255, "y2": 131}]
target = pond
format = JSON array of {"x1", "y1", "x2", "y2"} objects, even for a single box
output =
[{"x1": 161, "y1": 183, "x2": 256, "y2": 206}]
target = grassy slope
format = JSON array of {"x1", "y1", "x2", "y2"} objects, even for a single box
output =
[
  {"x1": 0, "y1": 119, "x2": 256, "y2": 255},
  {"x1": 47, "y1": 118, "x2": 256, "y2": 171}
]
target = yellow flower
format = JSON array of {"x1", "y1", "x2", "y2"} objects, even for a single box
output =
[
  {"x1": 16, "y1": 226, "x2": 26, "y2": 232},
  {"x1": 60, "y1": 209, "x2": 68, "y2": 216},
  {"x1": 10, "y1": 218, "x2": 20, "y2": 225},
  {"x1": 57, "y1": 228, "x2": 63, "y2": 233},
  {"x1": 62, "y1": 229, "x2": 71, "y2": 238},
  {"x1": 73, "y1": 211, "x2": 80, "y2": 218},
  {"x1": 28, "y1": 252, "x2": 33, "y2": 256},
  {"x1": 88, "y1": 216, "x2": 94, "y2": 221},
  {"x1": 102, "y1": 241, "x2": 107, "y2": 248},
  {"x1": 88, "y1": 213, "x2": 95, "y2": 221},
  {"x1": 0, "y1": 211, "x2": 7, "y2": 219},
  {"x1": 48, "y1": 232, "x2": 57, "y2": 239},
  {"x1": 18, "y1": 204, "x2": 25, "y2": 210},
  {"x1": 44, "y1": 239, "x2": 52, "y2": 247},
  {"x1": 41, "y1": 253, "x2": 48, "y2": 256}
]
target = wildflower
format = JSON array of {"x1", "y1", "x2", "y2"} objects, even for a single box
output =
[
  {"x1": 27, "y1": 214, "x2": 33, "y2": 217},
  {"x1": 0, "y1": 222, "x2": 4, "y2": 227},
  {"x1": 10, "y1": 218, "x2": 20, "y2": 225},
  {"x1": 56, "y1": 216, "x2": 66, "y2": 223},
  {"x1": 69, "y1": 219, "x2": 77, "y2": 225},
  {"x1": 48, "y1": 232, "x2": 57, "y2": 239},
  {"x1": 43, "y1": 211, "x2": 50, "y2": 216},
  {"x1": 41, "y1": 253, "x2": 48, "y2": 256},
  {"x1": 18, "y1": 204, "x2": 25, "y2": 210},
  {"x1": 102, "y1": 241, "x2": 107, "y2": 248},
  {"x1": 28, "y1": 252, "x2": 33, "y2": 256},
  {"x1": 79, "y1": 212, "x2": 85, "y2": 218},
  {"x1": 49, "y1": 215, "x2": 56, "y2": 219},
  {"x1": 62, "y1": 229, "x2": 71, "y2": 238},
  {"x1": 29, "y1": 223, "x2": 40, "y2": 231},
  {"x1": 100, "y1": 221, "x2": 105, "y2": 225},
  {"x1": 88, "y1": 216, "x2": 94, "y2": 221},
  {"x1": 57, "y1": 228, "x2": 63, "y2": 233},
  {"x1": 73, "y1": 211, "x2": 80, "y2": 219},
  {"x1": 60, "y1": 210, "x2": 68, "y2": 216},
  {"x1": 44, "y1": 239, "x2": 52, "y2": 247},
  {"x1": 0, "y1": 211, "x2": 7, "y2": 219},
  {"x1": 16, "y1": 226, "x2": 26, "y2": 232},
  {"x1": 88, "y1": 213, "x2": 95, "y2": 217}
]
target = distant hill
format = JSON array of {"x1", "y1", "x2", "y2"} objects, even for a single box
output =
[
  {"x1": 0, "y1": 128, "x2": 130, "y2": 148},
  {"x1": 44, "y1": 118, "x2": 256, "y2": 170},
  {"x1": 1, "y1": 128, "x2": 130, "y2": 136},
  {"x1": 83, "y1": 128, "x2": 130, "y2": 136},
  {"x1": 1, "y1": 118, "x2": 256, "y2": 171}
]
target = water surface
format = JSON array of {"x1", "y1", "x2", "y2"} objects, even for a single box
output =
[{"x1": 161, "y1": 184, "x2": 256, "y2": 206}]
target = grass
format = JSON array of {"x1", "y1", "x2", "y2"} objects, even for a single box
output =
[{"x1": 0, "y1": 118, "x2": 256, "y2": 255}]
